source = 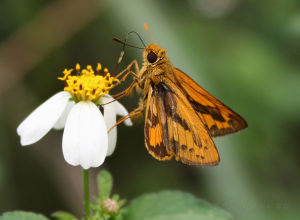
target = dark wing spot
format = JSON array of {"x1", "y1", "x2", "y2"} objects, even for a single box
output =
[
  {"x1": 210, "y1": 124, "x2": 218, "y2": 130},
  {"x1": 189, "y1": 100, "x2": 225, "y2": 122},
  {"x1": 147, "y1": 107, "x2": 159, "y2": 127},
  {"x1": 173, "y1": 113, "x2": 189, "y2": 131},
  {"x1": 145, "y1": 123, "x2": 171, "y2": 159},
  {"x1": 147, "y1": 143, "x2": 171, "y2": 158}
]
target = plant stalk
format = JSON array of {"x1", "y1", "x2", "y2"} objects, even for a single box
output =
[{"x1": 83, "y1": 169, "x2": 90, "y2": 218}]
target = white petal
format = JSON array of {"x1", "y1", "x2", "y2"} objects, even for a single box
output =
[
  {"x1": 17, "y1": 91, "x2": 71, "y2": 146},
  {"x1": 103, "y1": 100, "x2": 117, "y2": 156},
  {"x1": 62, "y1": 101, "x2": 108, "y2": 169},
  {"x1": 53, "y1": 101, "x2": 75, "y2": 130},
  {"x1": 101, "y1": 95, "x2": 133, "y2": 156},
  {"x1": 115, "y1": 100, "x2": 133, "y2": 126},
  {"x1": 102, "y1": 95, "x2": 132, "y2": 126}
]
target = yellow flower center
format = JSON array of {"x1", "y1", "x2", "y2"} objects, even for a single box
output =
[{"x1": 58, "y1": 63, "x2": 119, "y2": 102}]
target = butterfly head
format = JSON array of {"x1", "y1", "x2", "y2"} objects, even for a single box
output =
[{"x1": 143, "y1": 44, "x2": 168, "y2": 67}]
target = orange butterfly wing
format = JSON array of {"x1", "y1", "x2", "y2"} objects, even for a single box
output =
[
  {"x1": 174, "y1": 68, "x2": 247, "y2": 137},
  {"x1": 144, "y1": 86, "x2": 174, "y2": 161},
  {"x1": 144, "y1": 81, "x2": 220, "y2": 166}
]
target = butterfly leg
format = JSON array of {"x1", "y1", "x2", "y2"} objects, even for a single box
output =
[
  {"x1": 112, "y1": 80, "x2": 137, "y2": 101},
  {"x1": 115, "y1": 60, "x2": 141, "y2": 80},
  {"x1": 108, "y1": 103, "x2": 145, "y2": 133},
  {"x1": 112, "y1": 60, "x2": 142, "y2": 100}
]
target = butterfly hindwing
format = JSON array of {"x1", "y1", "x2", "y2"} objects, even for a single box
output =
[
  {"x1": 174, "y1": 68, "x2": 247, "y2": 137},
  {"x1": 144, "y1": 86, "x2": 174, "y2": 161}
]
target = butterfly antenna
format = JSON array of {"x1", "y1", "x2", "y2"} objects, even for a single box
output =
[
  {"x1": 144, "y1": 23, "x2": 156, "y2": 44},
  {"x1": 127, "y1": 31, "x2": 146, "y2": 47},
  {"x1": 112, "y1": 30, "x2": 146, "y2": 75},
  {"x1": 113, "y1": 37, "x2": 145, "y2": 65}
]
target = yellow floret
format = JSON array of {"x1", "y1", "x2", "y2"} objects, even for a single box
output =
[{"x1": 58, "y1": 63, "x2": 119, "y2": 102}]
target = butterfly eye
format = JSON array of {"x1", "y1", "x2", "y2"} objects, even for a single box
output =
[{"x1": 147, "y1": 51, "x2": 157, "y2": 63}]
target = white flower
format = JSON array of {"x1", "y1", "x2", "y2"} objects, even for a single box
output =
[
  {"x1": 102, "y1": 95, "x2": 132, "y2": 156},
  {"x1": 17, "y1": 63, "x2": 132, "y2": 169}
]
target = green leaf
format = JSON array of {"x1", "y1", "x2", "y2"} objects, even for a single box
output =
[
  {"x1": 112, "y1": 194, "x2": 119, "y2": 201},
  {"x1": 52, "y1": 211, "x2": 78, "y2": 220},
  {"x1": 0, "y1": 211, "x2": 49, "y2": 220},
  {"x1": 118, "y1": 199, "x2": 126, "y2": 207},
  {"x1": 97, "y1": 169, "x2": 113, "y2": 200},
  {"x1": 123, "y1": 191, "x2": 232, "y2": 220}
]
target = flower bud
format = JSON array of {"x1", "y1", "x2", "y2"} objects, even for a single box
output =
[{"x1": 102, "y1": 198, "x2": 120, "y2": 215}]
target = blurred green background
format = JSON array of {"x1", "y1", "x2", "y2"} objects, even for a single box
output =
[{"x1": 0, "y1": 0, "x2": 300, "y2": 219}]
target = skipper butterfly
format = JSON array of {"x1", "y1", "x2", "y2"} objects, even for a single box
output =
[{"x1": 112, "y1": 24, "x2": 247, "y2": 166}]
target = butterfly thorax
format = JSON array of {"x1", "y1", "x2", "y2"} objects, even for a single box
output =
[{"x1": 138, "y1": 44, "x2": 175, "y2": 97}]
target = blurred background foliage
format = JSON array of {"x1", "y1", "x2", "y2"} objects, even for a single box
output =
[{"x1": 0, "y1": 0, "x2": 299, "y2": 219}]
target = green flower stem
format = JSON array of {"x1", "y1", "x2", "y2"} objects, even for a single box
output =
[{"x1": 83, "y1": 169, "x2": 90, "y2": 219}]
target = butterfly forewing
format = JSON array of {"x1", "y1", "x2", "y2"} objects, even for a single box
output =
[
  {"x1": 145, "y1": 79, "x2": 220, "y2": 166},
  {"x1": 174, "y1": 68, "x2": 247, "y2": 137}
]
